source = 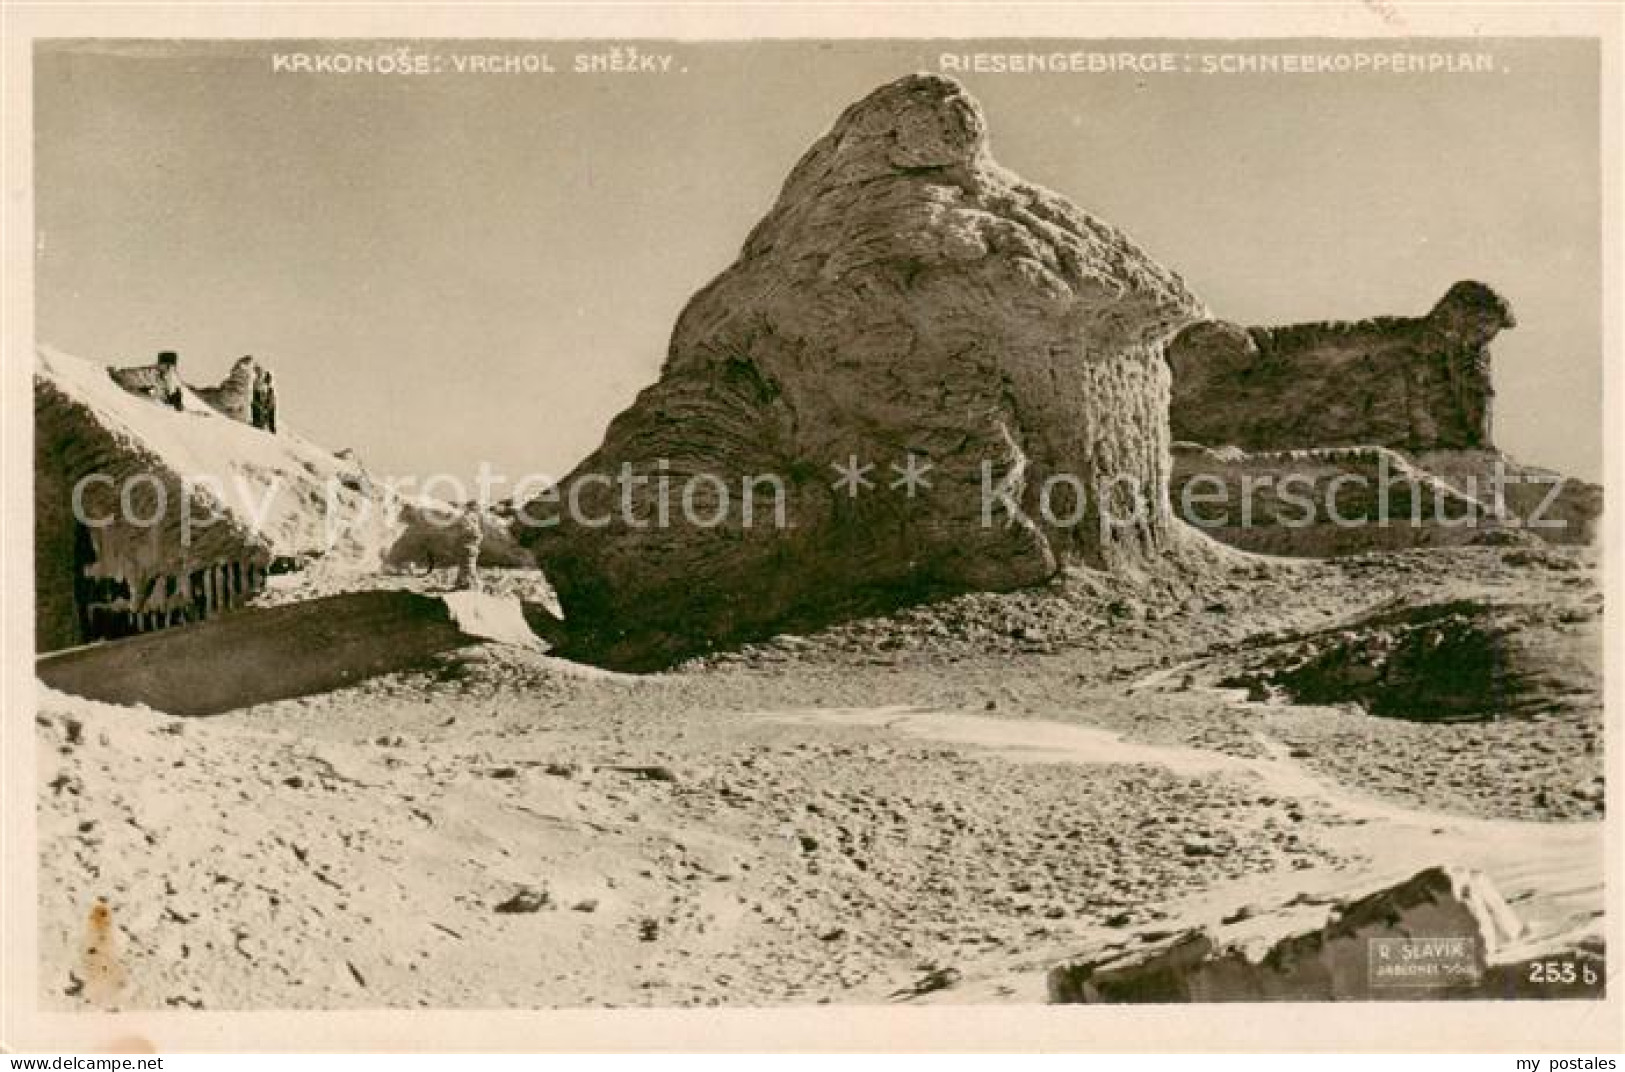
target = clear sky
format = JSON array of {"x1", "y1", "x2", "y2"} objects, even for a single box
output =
[{"x1": 34, "y1": 38, "x2": 1601, "y2": 486}]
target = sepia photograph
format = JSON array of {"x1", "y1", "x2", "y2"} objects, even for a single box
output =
[{"x1": 2, "y1": 2, "x2": 1620, "y2": 1057}]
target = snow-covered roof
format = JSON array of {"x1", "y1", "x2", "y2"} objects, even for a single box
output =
[{"x1": 37, "y1": 344, "x2": 400, "y2": 569}]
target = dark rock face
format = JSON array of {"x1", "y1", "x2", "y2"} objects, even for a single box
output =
[
  {"x1": 522, "y1": 74, "x2": 1205, "y2": 669},
  {"x1": 1167, "y1": 281, "x2": 1512, "y2": 453},
  {"x1": 1216, "y1": 598, "x2": 1600, "y2": 723}
]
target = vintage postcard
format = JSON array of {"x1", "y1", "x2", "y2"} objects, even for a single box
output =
[{"x1": 2, "y1": 2, "x2": 1620, "y2": 1055}]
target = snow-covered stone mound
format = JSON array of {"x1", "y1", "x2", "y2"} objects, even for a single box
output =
[{"x1": 35, "y1": 345, "x2": 401, "y2": 650}]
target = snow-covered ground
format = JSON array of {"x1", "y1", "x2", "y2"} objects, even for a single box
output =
[{"x1": 33, "y1": 544, "x2": 1605, "y2": 1010}]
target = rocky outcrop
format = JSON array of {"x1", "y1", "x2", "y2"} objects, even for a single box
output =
[
  {"x1": 1048, "y1": 866, "x2": 1603, "y2": 1002},
  {"x1": 522, "y1": 74, "x2": 1205, "y2": 669},
  {"x1": 1412, "y1": 449, "x2": 1602, "y2": 546},
  {"x1": 1168, "y1": 282, "x2": 1511, "y2": 452},
  {"x1": 192, "y1": 355, "x2": 260, "y2": 424},
  {"x1": 384, "y1": 503, "x2": 537, "y2": 572}
]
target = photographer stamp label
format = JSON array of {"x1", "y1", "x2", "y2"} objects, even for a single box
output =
[{"x1": 1368, "y1": 936, "x2": 1481, "y2": 987}]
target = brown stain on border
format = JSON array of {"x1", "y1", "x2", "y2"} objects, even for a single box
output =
[{"x1": 79, "y1": 897, "x2": 130, "y2": 1006}]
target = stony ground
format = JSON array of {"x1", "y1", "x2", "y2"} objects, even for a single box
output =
[{"x1": 36, "y1": 544, "x2": 1605, "y2": 1010}]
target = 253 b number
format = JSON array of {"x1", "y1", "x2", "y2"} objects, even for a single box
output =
[{"x1": 1528, "y1": 959, "x2": 1598, "y2": 986}]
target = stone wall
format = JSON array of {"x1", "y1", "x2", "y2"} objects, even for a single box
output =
[{"x1": 1167, "y1": 282, "x2": 1512, "y2": 452}]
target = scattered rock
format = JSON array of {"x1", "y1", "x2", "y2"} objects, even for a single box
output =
[
  {"x1": 891, "y1": 966, "x2": 962, "y2": 1000},
  {"x1": 604, "y1": 764, "x2": 678, "y2": 783},
  {"x1": 493, "y1": 885, "x2": 552, "y2": 914},
  {"x1": 1181, "y1": 836, "x2": 1218, "y2": 857}
]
